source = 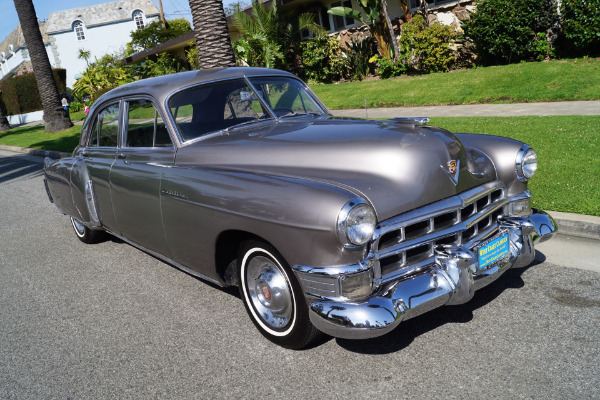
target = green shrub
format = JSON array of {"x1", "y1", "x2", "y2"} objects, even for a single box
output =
[
  {"x1": 399, "y1": 15, "x2": 457, "y2": 73},
  {"x1": 0, "y1": 69, "x2": 66, "y2": 115},
  {"x1": 559, "y1": 0, "x2": 600, "y2": 57},
  {"x1": 462, "y1": 0, "x2": 559, "y2": 65},
  {"x1": 69, "y1": 101, "x2": 82, "y2": 112},
  {"x1": 373, "y1": 55, "x2": 407, "y2": 79},
  {"x1": 299, "y1": 36, "x2": 347, "y2": 83},
  {"x1": 342, "y1": 36, "x2": 375, "y2": 81}
]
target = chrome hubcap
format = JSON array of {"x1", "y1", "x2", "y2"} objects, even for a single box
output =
[{"x1": 245, "y1": 255, "x2": 293, "y2": 329}]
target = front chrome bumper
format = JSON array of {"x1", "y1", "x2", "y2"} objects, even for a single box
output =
[{"x1": 297, "y1": 210, "x2": 556, "y2": 340}]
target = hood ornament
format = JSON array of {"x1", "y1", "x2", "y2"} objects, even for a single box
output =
[{"x1": 442, "y1": 159, "x2": 460, "y2": 185}]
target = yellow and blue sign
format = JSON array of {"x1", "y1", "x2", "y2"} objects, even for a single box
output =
[{"x1": 478, "y1": 232, "x2": 510, "y2": 270}]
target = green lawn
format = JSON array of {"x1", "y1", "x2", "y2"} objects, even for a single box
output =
[
  {"x1": 0, "y1": 124, "x2": 82, "y2": 153},
  {"x1": 311, "y1": 58, "x2": 600, "y2": 109},
  {"x1": 430, "y1": 116, "x2": 600, "y2": 216}
]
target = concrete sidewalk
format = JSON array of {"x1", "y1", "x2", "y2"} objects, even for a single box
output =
[{"x1": 331, "y1": 100, "x2": 600, "y2": 119}]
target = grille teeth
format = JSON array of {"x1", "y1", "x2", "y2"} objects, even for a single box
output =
[{"x1": 373, "y1": 183, "x2": 507, "y2": 280}]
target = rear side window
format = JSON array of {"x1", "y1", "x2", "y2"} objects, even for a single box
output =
[
  {"x1": 87, "y1": 102, "x2": 120, "y2": 147},
  {"x1": 169, "y1": 79, "x2": 269, "y2": 141},
  {"x1": 125, "y1": 99, "x2": 172, "y2": 148}
]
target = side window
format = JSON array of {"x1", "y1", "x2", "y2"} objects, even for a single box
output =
[
  {"x1": 98, "y1": 103, "x2": 120, "y2": 147},
  {"x1": 125, "y1": 99, "x2": 172, "y2": 148}
]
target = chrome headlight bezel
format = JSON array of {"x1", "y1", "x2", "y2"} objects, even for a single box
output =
[
  {"x1": 515, "y1": 146, "x2": 538, "y2": 182},
  {"x1": 336, "y1": 198, "x2": 377, "y2": 249}
]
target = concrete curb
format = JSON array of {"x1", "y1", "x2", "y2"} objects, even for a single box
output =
[
  {"x1": 0, "y1": 144, "x2": 71, "y2": 159},
  {"x1": 548, "y1": 211, "x2": 600, "y2": 241}
]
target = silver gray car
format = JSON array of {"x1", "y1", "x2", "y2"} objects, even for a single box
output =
[{"x1": 43, "y1": 67, "x2": 557, "y2": 349}]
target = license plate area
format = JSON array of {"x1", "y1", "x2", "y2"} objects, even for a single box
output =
[{"x1": 476, "y1": 231, "x2": 510, "y2": 272}]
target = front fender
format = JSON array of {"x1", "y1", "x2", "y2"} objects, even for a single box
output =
[
  {"x1": 160, "y1": 165, "x2": 367, "y2": 276},
  {"x1": 456, "y1": 133, "x2": 528, "y2": 196}
]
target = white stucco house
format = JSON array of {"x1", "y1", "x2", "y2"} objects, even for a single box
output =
[{"x1": 0, "y1": 0, "x2": 160, "y2": 87}]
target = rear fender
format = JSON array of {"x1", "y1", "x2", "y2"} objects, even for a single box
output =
[{"x1": 70, "y1": 156, "x2": 102, "y2": 227}]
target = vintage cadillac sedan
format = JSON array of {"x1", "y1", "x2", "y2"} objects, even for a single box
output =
[{"x1": 44, "y1": 67, "x2": 557, "y2": 349}]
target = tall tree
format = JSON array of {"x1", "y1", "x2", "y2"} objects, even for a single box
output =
[
  {"x1": 233, "y1": 0, "x2": 324, "y2": 69},
  {"x1": 0, "y1": 96, "x2": 10, "y2": 132},
  {"x1": 329, "y1": 0, "x2": 400, "y2": 61},
  {"x1": 13, "y1": 0, "x2": 72, "y2": 132},
  {"x1": 188, "y1": 0, "x2": 236, "y2": 68}
]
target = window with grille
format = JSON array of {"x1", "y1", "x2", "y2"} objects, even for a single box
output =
[
  {"x1": 74, "y1": 21, "x2": 85, "y2": 41},
  {"x1": 134, "y1": 11, "x2": 145, "y2": 29}
]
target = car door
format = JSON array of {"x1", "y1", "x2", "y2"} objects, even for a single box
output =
[
  {"x1": 78, "y1": 101, "x2": 121, "y2": 232},
  {"x1": 109, "y1": 97, "x2": 175, "y2": 257}
]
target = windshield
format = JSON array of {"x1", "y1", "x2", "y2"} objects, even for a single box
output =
[
  {"x1": 248, "y1": 77, "x2": 327, "y2": 118},
  {"x1": 168, "y1": 76, "x2": 327, "y2": 142}
]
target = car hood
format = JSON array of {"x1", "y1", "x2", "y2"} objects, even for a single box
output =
[{"x1": 175, "y1": 118, "x2": 495, "y2": 221}]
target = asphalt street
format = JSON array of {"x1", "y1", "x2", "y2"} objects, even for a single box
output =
[{"x1": 1, "y1": 150, "x2": 599, "y2": 399}]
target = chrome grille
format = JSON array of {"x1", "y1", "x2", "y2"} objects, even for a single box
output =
[{"x1": 371, "y1": 181, "x2": 507, "y2": 281}]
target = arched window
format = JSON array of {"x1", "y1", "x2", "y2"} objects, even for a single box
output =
[
  {"x1": 133, "y1": 10, "x2": 145, "y2": 30},
  {"x1": 74, "y1": 21, "x2": 85, "y2": 41}
]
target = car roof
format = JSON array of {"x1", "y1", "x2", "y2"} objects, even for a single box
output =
[{"x1": 100, "y1": 67, "x2": 297, "y2": 104}]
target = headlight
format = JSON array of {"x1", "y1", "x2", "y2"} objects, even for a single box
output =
[
  {"x1": 516, "y1": 146, "x2": 538, "y2": 181},
  {"x1": 337, "y1": 198, "x2": 377, "y2": 248}
]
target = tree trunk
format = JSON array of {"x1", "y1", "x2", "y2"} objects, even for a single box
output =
[
  {"x1": 188, "y1": 0, "x2": 236, "y2": 69},
  {"x1": 381, "y1": 0, "x2": 400, "y2": 62},
  {"x1": 13, "y1": 0, "x2": 72, "y2": 132},
  {"x1": 0, "y1": 97, "x2": 10, "y2": 132}
]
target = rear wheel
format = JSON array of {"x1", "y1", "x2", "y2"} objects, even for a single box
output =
[
  {"x1": 71, "y1": 217, "x2": 104, "y2": 244},
  {"x1": 238, "y1": 240, "x2": 320, "y2": 349}
]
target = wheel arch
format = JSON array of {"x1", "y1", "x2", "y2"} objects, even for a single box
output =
[{"x1": 215, "y1": 230, "x2": 274, "y2": 286}]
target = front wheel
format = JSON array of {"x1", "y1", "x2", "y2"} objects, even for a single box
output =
[
  {"x1": 238, "y1": 241, "x2": 320, "y2": 349},
  {"x1": 71, "y1": 217, "x2": 104, "y2": 244}
]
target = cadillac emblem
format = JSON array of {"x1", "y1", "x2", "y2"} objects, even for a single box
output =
[
  {"x1": 442, "y1": 159, "x2": 460, "y2": 185},
  {"x1": 448, "y1": 160, "x2": 457, "y2": 174}
]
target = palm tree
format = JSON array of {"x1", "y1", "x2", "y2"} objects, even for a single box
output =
[
  {"x1": 233, "y1": 0, "x2": 324, "y2": 69},
  {"x1": 0, "y1": 96, "x2": 10, "y2": 132},
  {"x1": 78, "y1": 48, "x2": 92, "y2": 67},
  {"x1": 188, "y1": 0, "x2": 236, "y2": 68},
  {"x1": 13, "y1": 0, "x2": 72, "y2": 132}
]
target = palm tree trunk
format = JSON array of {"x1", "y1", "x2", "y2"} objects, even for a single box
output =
[
  {"x1": 13, "y1": 0, "x2": 72, "y2": 132},
  {"x1": 188, "y1": 0, "x2": 236, "y2": 69},
  {"x1": 0, "y1": 98, "x2": 10, "y2": 132},
  {"x1": 381, "y1": 0, "x2": 400, "y2": 62}
]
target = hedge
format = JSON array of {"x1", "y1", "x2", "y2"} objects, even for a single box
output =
[{"x1": 0, "y1": 69, "x2": 66, "y2": 115}]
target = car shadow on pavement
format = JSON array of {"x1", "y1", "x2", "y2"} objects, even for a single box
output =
[
  {"x1": 0, "y1": 154, "x2": 44, "y2": 184},
  {"x1": 335, "y1": 255, "x2": 546, "y2": 354}
]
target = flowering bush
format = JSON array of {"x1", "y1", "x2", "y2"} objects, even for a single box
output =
[{"x1": 399, "y1": 15, "x2": 457, "y2": 73}]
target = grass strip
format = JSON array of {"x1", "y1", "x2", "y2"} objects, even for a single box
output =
[
  {"x1": 311, "y1": 58, "x2": 600, "y2": 109},
  {"x1": 0, "y1": 124, "x2": 82, "y2": 153},
  {"x1": 430, "y1": 116, "x2": 600, "y2": 216}
]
